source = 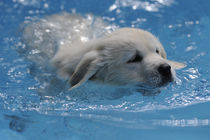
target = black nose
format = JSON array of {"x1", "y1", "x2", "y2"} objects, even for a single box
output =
[
  {"x1": 158, "y1": 64, "x2": 171, "y2": 77},
  {"x1": 158, "y1": 64, "x2": 172, "y2": 84}
]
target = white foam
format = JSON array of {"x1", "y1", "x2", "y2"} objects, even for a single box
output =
[{"x1": 21, "y1": 12, "x2": 117, "y2": 96}]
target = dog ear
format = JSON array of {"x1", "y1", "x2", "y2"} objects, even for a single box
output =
[
  {"x1": 167, "y1": 60, "x2": 186, "y2": 70},
  {"x1": 70, "y1": 51, "x2": 101, "y2": 89}
]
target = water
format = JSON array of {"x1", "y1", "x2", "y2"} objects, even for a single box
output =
[{"x1": 0, "y1": 0, "x2": 210, "y2": 139}]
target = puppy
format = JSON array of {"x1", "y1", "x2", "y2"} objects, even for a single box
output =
[{"x1": 52, "y1": 28, "x2": 185, "y2": 94}]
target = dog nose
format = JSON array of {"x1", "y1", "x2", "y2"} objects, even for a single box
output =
[
  {"x1": 158, "y1": 64, "x2": 172, "y2": 82},
  {"x1": 158, "y1": 64, "x2": 171, "y2": 76}
]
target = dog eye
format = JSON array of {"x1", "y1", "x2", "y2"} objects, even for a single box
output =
[
  {"x1": 156, "y1": 49, "x2": 159, "y2": 54},
  {"x1": 127, "y1": 54, "x2": 143, "y2": 63}
]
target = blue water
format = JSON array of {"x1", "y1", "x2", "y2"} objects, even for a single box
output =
[{"x1": 0, "y1": 0, "x2": 210, "y2": 140}]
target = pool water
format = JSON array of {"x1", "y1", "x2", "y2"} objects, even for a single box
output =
[{"x1": 0, "y1": 0, "x2": 210, "y2": 140}]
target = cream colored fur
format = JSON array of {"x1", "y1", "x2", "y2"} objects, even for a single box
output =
[{"x1": 52, "y1": 28, "x2": 185, "y2": 90}]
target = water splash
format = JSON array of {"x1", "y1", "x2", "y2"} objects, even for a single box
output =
[{"x1": 109, "y1": 0, "x2": 175, "y2": 12}]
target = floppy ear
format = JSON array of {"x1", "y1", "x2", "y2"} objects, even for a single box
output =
[
  {"x1": 70, "y1": 51, "x2": 101, "y2": 89},
  {"x1": 167, "y1": 60, "x2": 186, "y2": 70}
]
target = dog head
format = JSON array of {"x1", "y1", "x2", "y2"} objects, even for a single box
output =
[{"x1": 70, "y1": 28, "x2": 185, "y2": 93}]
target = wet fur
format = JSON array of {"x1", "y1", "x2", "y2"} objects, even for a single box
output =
[{"x1": 52, "y1": 28, "x2": 185, "y2": 91}]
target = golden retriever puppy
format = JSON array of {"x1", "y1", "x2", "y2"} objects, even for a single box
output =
[{"x1": 52, "y1": 28, "x2": 185, "y2": 94}]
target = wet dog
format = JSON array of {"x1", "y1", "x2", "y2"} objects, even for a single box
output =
[
  {"x1": 52, "y1": 28, "x2": 185, "y2": 94},
  {"x1": 22, "y1": 13, "x2": 185, "y2": 96}
]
